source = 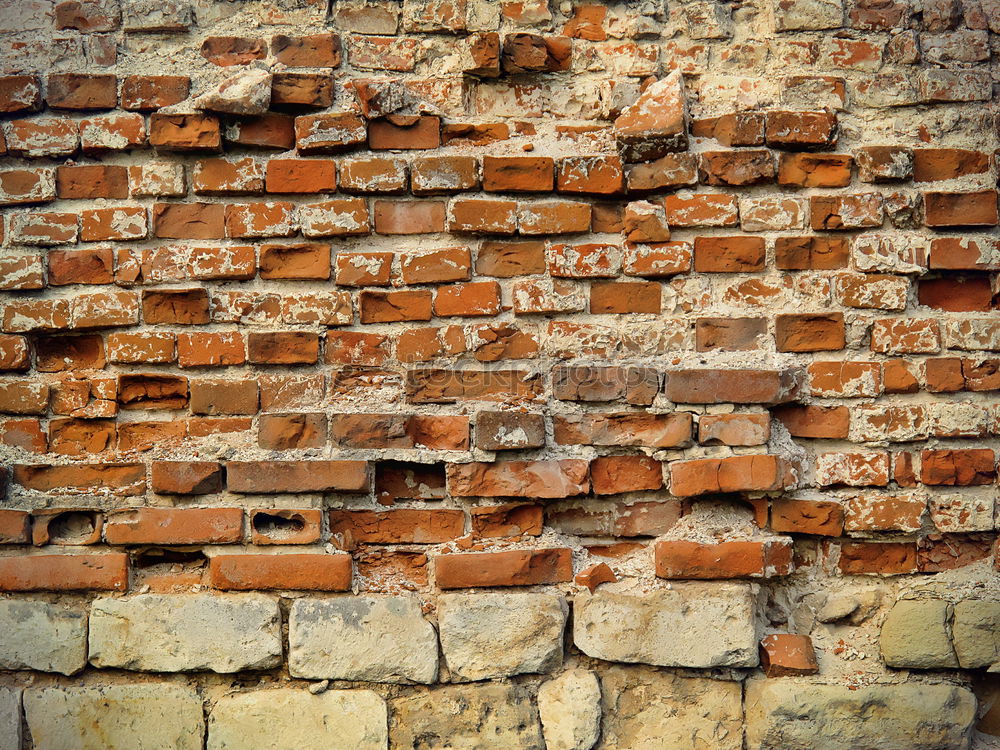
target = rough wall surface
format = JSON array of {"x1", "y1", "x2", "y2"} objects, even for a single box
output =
[{"x1": 0, "y1": 0, "x2": 998, "y2": 746}]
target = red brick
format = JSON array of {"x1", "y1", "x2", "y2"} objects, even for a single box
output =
[
  {"x1": 120, "y1": 75, "x2": 190, "y2": 110},
  {"x1": 775, "y1": 313, "x2": 846, "y2": 352},
  {"x1": 294, "y1": 113, "x2": 366, "y2": 154},
  {"x1": 663, "y1": 193, "x2": 739, "y2": 227},
  {"x1": 920, "y1": 449, "x2": 996, "y2": 486},
  {"x1": 699, "y1": 150, "x2": 775, "y2": 186},
  {"x1": 760, "y1": 634, "x2": 819, "y2": 677},
  {"x1": 435, "y1": 548, "x2": 573, "y2": 589},
  {"x1": 56, "y1": 164, "x2": 128, "y2": 199},
  {"x1": 247, "y1": 332, "x2": 319, "y2": 365},
  {"x1": 250, "y1": 509, "x2": 322, "y2": 545},
  {"x1": 434, "y1": 281, "x2": 501, "y2": 317},
  {"x1": 502, "y1": 33, "x2": 572, "y2": 73},
  {"x1": 189, "y1": 379, "x2": 258, "y2": 416},
  {"x1": 449, "y1": 198, "x2": 517, "y2": 234},
  {"x1": 142, "y1": 288, "x2": 210, "y2": 325},
  {"x1": 265, "y1": 158, "x2": 336, "y2": 193},
  {"x1": 152, "y1": 202, "x2": 225, "y2": 239},
  {"x1": 48, "y1": 73, "x2": 117, "y2": 110},
  {"x1": 556, "y1": 155, "x2": 624, "y2": 195},
  {"x1": 765, "y1": 111, "x2": 837, "y2": 149},
  {"x1": 913, "y1": 148, "x2": 990, "y2": 182},
  {"x1": 226, "y1": 114, "x2": 296, "y2": 150},
  {"x1": 924, "y1": 190, "x2": 998, "y2": 228},
  {"x1": 226, "y1": 460, "x2": 369, "y2": 493},
  {"x1": 271, "y1": 73, "x2": 333, "y2": 108},
  {"x1": 0, "y1": 75, "x2": 42, "y2": 113},
  {"x1": 837, "y1": 541, "x2": 917, "y2": 575},
  {"x1": 118, "y1": 374, "x2": 188, "y2": 410},
  {"x1": 149, "y1": 113, "x2": 221, "y2": 151},
  {"x1": 360, "y1": 290, "x2": 433, "y2": 323},
  {"x1": 669, "y1": 455, "x2": 795, "y2": 496},
  {"x1": 777, "y1": 153, "x2": 852, "y2": 187},
  {"x1": 694, "y1": 236, "x2": 765, "y2": 272},
  {"x1": 374, "y1": 200, "x2": 446, "y2": 234},
  {"x1": 272, "y1": 32, "x2": 342, "y2": 67},
  {"x1": 151, "y1": 461, "x2": 224, "y2": 495},
  {"x1": 591, "y1": 455, "x2": 664, "y2": 494},
  {"x1": 590, "y1": 281, "x2": 661, "y2": 313},
  {"x1": 775, "y1": 236, "x2": 849, "y2": 270},
  {"x1": 0, "y1": 509, "x2": 30, "y2": 544},
  {"x1": 771, "y1": 498, "x2": 844, "y2": 536},
  {"x1": 106, "y1": 507, "x2": 239, "y2": 545},
  {"x1": 210, "y1": 553, "x2": 352, "y2": 591},
  {"x1": 655, "y1": 539, "x2": 794, "y2": 579},
  {"x1": 810, "y1": 194, "x2": 883, "y2": 230},
  {"x1": 14, "y1": 463, "x2": 145, "y2": 495},
  {"x1": 665, "y1": 368, "x2": 801, "y2": 404},
  {"x1": 0, "y1": 553, "x2": 128, "y2": 591},
  {"x1": 329, "y1": 509, "x2": 465, "y2": 548},
  {"x1": 48, "y1": 247, "x2": 114, "y2": 285},
  {"x1": 773, "y1": 404, "x2": 850, "y2": 439},
  {"x1": 845, "y1": 493, "x2": 925, "y2": 532},
  {"x1": 200, "y1": 36, "x2": 267, "y2": 66},
  {"x1": 368, "y1": 115, "x2": 440, "y2": 150}
]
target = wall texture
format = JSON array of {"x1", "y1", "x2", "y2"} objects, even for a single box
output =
[{"x1": 0, "y1": 0, "x2": 999, "y2": 747}]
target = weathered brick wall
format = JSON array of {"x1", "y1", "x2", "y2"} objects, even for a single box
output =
[{"x1": 0, "y1": 0, "x2": 998, "y2": 746}]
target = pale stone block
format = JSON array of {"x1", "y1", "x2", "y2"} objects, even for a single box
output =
[
  {"x1": 289, "y1": 595, "x2": 438, "y2": 684},
  {"x1": 0, "y1": 688, "x2": 21, "y2": 750},
  {"x1": 208, "y1": 689, "x2": 387, "y2": 750},
  {"x1": 574, "y1": 583, "x2": 759, "y2": 668},
  {"x1": 880, "y1": 599, "x2": 958, "y2": 668},
  {"x1": 438, "y1": 592, "x2": 566, "y2": 681},
  {"x1": 745, "y1": 680, "x2": 976, "y2": 750},
  {"x1": 0, "y1": 599, "x2": 87, "y2": 675},
  {"x1": 24, "y1": 684, "x2": 204, "y2": 750},
  {"x1": 88, "y1": 594, "x2": 282, "y2": 673},
  {"x1": 390, "y1": 684, "x2": 543, "y2": 749},
  {"x1": 538, "y1": 669, "x2": 601, "y2": 750},
  {"x1": 600, "y1": 666, "x2": 743, "y2": 750},
  {"x1": 953, "y1": 600, "x2": 1000, "y2": 668}
]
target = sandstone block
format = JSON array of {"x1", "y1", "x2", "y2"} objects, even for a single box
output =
[
  {"x1": 390, "y1": 684, "x2": 543, "y2": 749},
  {"x1": 953, "y1": 600, "x2": 1000, "y2": 668},
  {"x1": 538, "y1": 669, "x2": 601, "y2": 750},
  {"x1": 89, "y1": 594, "x2": 282, "y2": 673},
  {"x1": 880, "y1": 598, "x2": 958, "y2": 668},
  {"x1": 0, "y1": 599, "x2": 87, "y2": 675},
  {"x1": 745, "y1": 680, "x2": 975, "y2": 749},
  {"x1": 24, "y1": 684, "x2": 204, "y2": 750},
  {"x1": 574, "y1": 583, "x2": 759, "y2": 668},
  {"x1": 208, "y1": 689, "x2": 387, "y2": 750},
  {"x1": 600, "y1": 665, "x2": 743, "y2": 749},
  {"x1": 774, "y1": 0, "x2": 844, "y2": 30},
  {"x1": 0, "y1": 688, "x2": 20, "y2": 750},
  {"x1": 289, "y1": 595, "x2": 438, "y2": 683},
  {"x1": 438, "y1": 592, "x2": 566, "y2": 681}
]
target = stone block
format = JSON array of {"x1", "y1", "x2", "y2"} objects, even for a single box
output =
[
  {"x1": 438, "y1": 592, "x2": 566, "y2": 681},
  {"x1": 574, "y1": 583, "x2": 759, "y2": 668},
  {"x1": 208, "y1": 689, "x2": 387, "y2": 750},
  {"x1": 88, "y1": 594, "x2": 282, "y2": 673},
  {"x1": 0, "y1": 599, "x2": 87, "y2": 675},
  {"x1": 288, "y1": 595, "x2": 438, "y2": 683},
  {"x1": 745, "y1": 680, "x2": 975, "y2": 749},
  {"x1": 24, "y1": 685, "x2": 204, "y2": 750}
]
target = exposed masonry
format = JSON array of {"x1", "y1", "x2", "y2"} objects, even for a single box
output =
[{"x1": 0, "y1": 0, "x2": 999, "y2": 747}]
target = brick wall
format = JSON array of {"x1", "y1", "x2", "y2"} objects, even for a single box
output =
[{"x1": 0, "y1": 0, "x2": 998, "y2": 747}]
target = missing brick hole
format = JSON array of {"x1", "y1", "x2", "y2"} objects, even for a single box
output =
[
  {"x1": 46, "y1": 511, "x2": 98, "y2": 544},
  {"x1": 134, "y1": 548, "x2": 208, "y2": 570},
  {"x1": 252, "y1": 511, "x2": 306, "y2": 538}
]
